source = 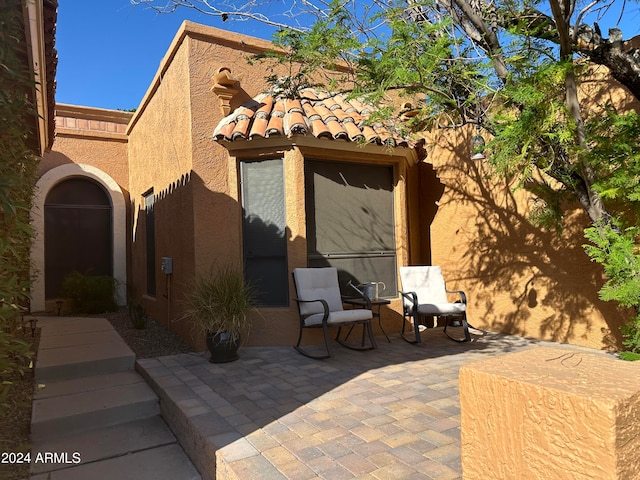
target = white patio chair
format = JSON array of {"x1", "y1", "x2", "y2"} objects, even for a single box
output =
[
  {"x1": 292, "y1": 267, "x2": 377, "y2": 359},
  {"x1": 399, "y1": 266, "x2": 471, "y2": 343}
]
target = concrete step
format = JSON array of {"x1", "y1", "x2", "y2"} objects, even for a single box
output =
[
  {"x1": 35, "y1": 340, "x2": 135, "y2": 382},
  {"x1": 29, "y1": 316, "x2": 202, "y2": 478},
  {"x1": 30, "y1": 416, "x2": 177, "y2": 475},
  {"x1": 33, "y1": 316, "x2": 135, "y2": 383},
  {"x1": 29, "y1": 443, "x2": 201, "y2": 480},
  {"x1": 39, "y1": 327, "x2": 125, "y2": 350},
  {"x1": 31, "y1": 381, "x2": 159, "y2": 441},
  {"x1": 35, "y1": 370, "x2": 144, "y2": 400},
  {"x1": 34, "y1": 316, "x2": 115, "y2": 336}
]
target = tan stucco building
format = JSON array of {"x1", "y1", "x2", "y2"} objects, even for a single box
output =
[{"x1": 32, "y1": 21, "x2": 633, "y2": 351}]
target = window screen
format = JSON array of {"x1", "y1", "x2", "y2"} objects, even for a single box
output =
[
  {"x1": 305, "y1": 160, "x2": 397, "y2": 297},
  {"x1": 241, "y1": 159, "x2": 288, "y2": 306}
]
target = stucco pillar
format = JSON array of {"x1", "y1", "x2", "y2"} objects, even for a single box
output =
[{"x1": 459, "y1": 347, "x2": 640, "y2": 479}]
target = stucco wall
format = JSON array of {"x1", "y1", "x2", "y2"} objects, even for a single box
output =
[
  {"x1": 187, "y1": 27, "x2": 277, "y2": 271},
  {"x1": 40, "y1": 133, "x2": 129, "y2": 189},
  {"x1": 126, "y1": 25, "x2": 197, "y2": 339},
  {"x1": 33, "y1": 105, "x2": 131, "y2": 312},
  {"x1": 425, "y1": 68, "x2": 640, "y2": 351},
  {"x1": 425, "y1": 125, "x2": 629, "y2": 351},
  {"x1": 460, "y1": 347, "x2": 640, "y2": 479},
  {"x1": 125, "y1": 22, "x2": 419, "y2": 349},
  {"x1": 126, "y1": 23, "x2": 291, "y2": 346}
]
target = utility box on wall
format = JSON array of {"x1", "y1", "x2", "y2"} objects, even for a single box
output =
[{"x1": 161, "y1": 257, "x2": 173, "y2": 274}]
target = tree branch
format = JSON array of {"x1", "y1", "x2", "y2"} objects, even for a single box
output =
[
  {"x1": 501, "y1": 6, "x2": 640, "y2": 99},
  {"x1": 130, "y1": 0, "x2": 308, "y2": 32}
]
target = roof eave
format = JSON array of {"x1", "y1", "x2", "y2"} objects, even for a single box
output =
[
  {"x1": 22, "y1": 0, "x2": 57, "y2": 155},
  {"x1": 216, "y1": 134, "x2": 419, "y2": 163}
]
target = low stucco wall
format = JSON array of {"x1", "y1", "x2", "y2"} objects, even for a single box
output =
[{"x1": 459, "y1": 347, "x2": 640, "y2": 479}]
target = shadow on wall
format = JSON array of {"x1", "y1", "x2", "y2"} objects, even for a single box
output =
[
  {"x1": 581, "y1": 66, "x2": 640, "y2": 114},
  {"x1": 38, "y1": 149, "x2": 75, "y2": 177},
  {"x1": 130, "y1": 170, "x2": 305, "y2": 350},
  {"x1": 418, "y1": 162, "x2": 447, "y2": 266},
  {"x1": 131, "y1": 170, "x2": 199, "y2": 346},
  {"x1": 129, "y1": 164, "x2": 409, "y2": 350},
  {"x1": 428, "y1": 132, "x2": 626, "y2": 350}
]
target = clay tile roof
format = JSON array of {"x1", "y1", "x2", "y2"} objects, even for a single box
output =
[
  {"x1": 248, "y1": 94, "x2": 274, "y2": 139},
  {"x1": 213, "y1": 88, "x2": 413, "y2": 147}
]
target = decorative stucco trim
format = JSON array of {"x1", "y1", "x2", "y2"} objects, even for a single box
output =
[
  {"x1": 211, "y1": 67, "x2": 240, "y2": 116},
  {"x1": 30, "y1": 163, "x2": 127, "y2": 312},
  {"x1": 56, "y1": 128, "x2": 128, "y2": 142},
  {"x1": 55, "y1": 103, "x2": 134, "y2": 124}
]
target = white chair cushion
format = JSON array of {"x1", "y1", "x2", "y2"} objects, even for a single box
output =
[
  {"x1": 417, "y1": 302, "x2": 466, "y2": 316},
  {"x1": 304, "y1": 308, "x2": 373, "y2": 327},
  {"x1": 294, "y1": 267, "x2": 344, "y2": 316},
  {"x1": 400, "y1": 266, "x2": 449, "y2": 305}
]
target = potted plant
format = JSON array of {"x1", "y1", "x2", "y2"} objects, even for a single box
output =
[{"x1": 182, "y1": 262, "x2": 257, "y2": 363}]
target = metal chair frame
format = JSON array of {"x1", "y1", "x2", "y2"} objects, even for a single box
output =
[
  {"x1": 399, "y1": 266, "x2": 472, "y2": 344},
  {"x1": 292, "y1": 268, "x2": 377, "y2": 359}
]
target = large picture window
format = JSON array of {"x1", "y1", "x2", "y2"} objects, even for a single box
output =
[
  {"x1": 241, "y1": 159, "x2": 288, "y2": 306},
  {"x1": 305, "y1": 160, "x2": 397, "y2": 297}
]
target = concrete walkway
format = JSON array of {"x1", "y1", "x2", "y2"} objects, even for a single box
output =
[
  {"x1": 29, "y1": 316, "x2": 200, "y2": 480},
  {"x1": 136, "y1": 328, "x2": 599, "y2": 480}
]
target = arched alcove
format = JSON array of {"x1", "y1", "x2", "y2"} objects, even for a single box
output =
[
  {"x1": 31, "y1": 164, "x2": 127, "y2": 311},
  {"x1": 44, "y1": 178, "x2": 113, "y2": 299}
]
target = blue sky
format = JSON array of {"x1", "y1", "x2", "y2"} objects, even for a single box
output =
[
  {"x1": 55, "y1": 1, "x2": 640, "y2": 111},
  {"x1": 55, "y1": 1, "x2": 277, "y2": 110}
]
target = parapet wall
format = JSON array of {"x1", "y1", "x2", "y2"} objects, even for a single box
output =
[{"x1": 55, "y1": 104, "x2": 132, "y2": 136}]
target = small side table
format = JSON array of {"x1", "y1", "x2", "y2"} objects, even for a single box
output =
[{"x1": 344, "y1": 297, "x2": 391, "y2": 343}]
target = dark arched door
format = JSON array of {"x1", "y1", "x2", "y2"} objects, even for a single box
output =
[{"x1": 44, "y1": 178, "x2": 112, "y2": 299}]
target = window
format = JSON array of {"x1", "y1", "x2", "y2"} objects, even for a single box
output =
[
  {"x1": 143, "y1": 190, "x2": 156, "y2": 296},
  {"x1": 241, "y1": 159, "x2": 288, "y2": 306},
  {"x1": 305, "y1": 160, "x2": 397, "y2": 297}
]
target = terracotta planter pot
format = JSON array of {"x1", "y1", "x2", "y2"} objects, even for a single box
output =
[{"x1": 206, "y1": 331, "x2": 240, "y2": 363}]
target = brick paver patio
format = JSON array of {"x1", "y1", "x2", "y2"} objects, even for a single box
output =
[{"x1": 137, "y1": 329, "x2": 599, "y2": 479}]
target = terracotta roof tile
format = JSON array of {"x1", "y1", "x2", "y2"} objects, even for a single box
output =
[
  {"x1": 331, "y1": 108, "x2": 350, "y2": 123},
  {"x1": 217, "y1": 122, "x2": 236, "y2": 141},
  {"x1": 343, "y1": 119, "x2": 365, "y2": 141},
  {"x1": 285, "y1": 98, "x2": 303, "y2": 113},
  {"x1": 245, "y1": 94, "x2": 270, "y2": 139},
  {"x1": 362, "y1": 125, "x2": 380, "y2": 143},
  {"x1": 265, "y1": 98, "x2": 285, "y2": 137},
  {"x1": 314, "y1": 104, "x2": 337, "y2": 123},
  {"x1": 309, "y1": 118, "x2": 332, "y2": 138},
  {"x1": 301, "y1": 102, "x2": 319, "y2": 119},
  {"x1": 303, "y1": 89, "x2": 319, "y2": 101},
  {"x1": 249, "y1": 113, "x2": 269, "y2": 139},
  {"x1": 284, "y1": 110, "x2": 308, "y2": 136},
  {"x1": 213, "y1": 88, "x2": 412, "y2": 147}
]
